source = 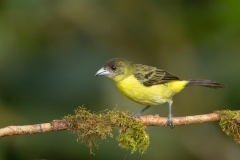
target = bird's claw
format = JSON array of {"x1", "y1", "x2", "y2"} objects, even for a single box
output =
[
  {"x1": 131, "y1": 113, "x2": 141, "y2": 119},
  {"x1": 166, "y1": 120, "x2": 174, "y2": 129},
  {"x1": 165, "y1": 114, "x2": 174, "y2": 129}
]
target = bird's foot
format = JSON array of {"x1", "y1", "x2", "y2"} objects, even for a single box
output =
[
  {"x1": 165, "y1": 114, "x2": 174, "y2": 129},
  {"x1": 131, "y1": 113, "x2": 141, "y2": 119}
]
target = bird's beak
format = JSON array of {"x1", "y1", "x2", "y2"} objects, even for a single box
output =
[{"x1": 95, "y1": 67, "x2": 110, "y2": 76}]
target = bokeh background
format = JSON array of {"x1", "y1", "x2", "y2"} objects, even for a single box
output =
[{"x1": 0, "y1": 1, "x2": 240, "y2": 160}]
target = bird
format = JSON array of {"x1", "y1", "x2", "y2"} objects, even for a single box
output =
[{"x1": 95, "y1": 58, "x2": 224, "y2": 128}]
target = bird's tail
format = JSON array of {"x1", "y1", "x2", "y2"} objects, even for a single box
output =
[{"x1": 186, "y1": 79, "x2": 225, "y2": 89}]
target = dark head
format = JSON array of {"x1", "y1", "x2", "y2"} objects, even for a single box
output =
[{"x1": 95, "y1": 58, "x2": 134, "y2": 82}]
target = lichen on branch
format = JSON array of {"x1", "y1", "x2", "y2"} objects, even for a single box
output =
[
  {"x1": 63, "y1": 106, "x2": 149, "y2": 154},
  {"x1": 1, "y1": 107, "x2": 239, "y2": 155},
  {"x1": 215, "y1": 110, "x2": 240, "y2": 144}
]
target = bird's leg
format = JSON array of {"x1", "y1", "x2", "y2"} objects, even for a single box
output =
[
  {"x1": 166, "y1": 100, "x2": 174, "y2": 129},
  {"x1": 132, "y1": 106, "x2": 150, "y2": 119}
]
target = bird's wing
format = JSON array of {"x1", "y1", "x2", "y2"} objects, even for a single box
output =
[{"x1": 133, "y1": 64, "x2": 180, "y2": 86}]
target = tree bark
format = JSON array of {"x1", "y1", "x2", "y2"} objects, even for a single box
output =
[{"x1": 0, "y1": 113, "x2": 220, "y2": 137}]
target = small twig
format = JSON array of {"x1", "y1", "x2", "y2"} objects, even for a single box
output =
[{"x1": 0, "y1": 113, "x2": 220, "y2": 137}]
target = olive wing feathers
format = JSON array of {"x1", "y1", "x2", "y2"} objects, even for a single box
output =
[{"x1": 133, "y1": 64, "x2": 180, "y2": 86}]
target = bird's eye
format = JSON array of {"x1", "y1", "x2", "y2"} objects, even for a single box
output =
[{"x1": 111, "y1": 65, "x2": 117, "y2": 70}]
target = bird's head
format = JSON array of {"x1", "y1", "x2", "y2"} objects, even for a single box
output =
[{"x1": 95, "y1": 58, "x2": 134, "y2": 82}]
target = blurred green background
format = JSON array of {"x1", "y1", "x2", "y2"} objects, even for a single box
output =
[{"x1": 0, "y1": 0, "x2": 240, "y2": 160}]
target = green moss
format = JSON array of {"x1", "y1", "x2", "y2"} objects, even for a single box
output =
[
  {"x1": 215, "y1": 110, "x2": 240, "y2": 144},
  {"x1": 63, "y1": 106, "x2": 149, "y2": 154}
]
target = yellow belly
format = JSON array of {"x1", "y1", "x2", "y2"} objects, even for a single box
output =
[{"x1": 115, "y1": 75, "x2": 188, "y2": 106}]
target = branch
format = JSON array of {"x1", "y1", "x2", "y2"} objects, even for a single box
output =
[
  {"x1": 0, "y1": 113, "x2": 220, "y2": 137},
  {"x1": 140, "y1": 113, "x2": 220, "y2": 126},
  {"x1": 0, "y1": 120, "x2": 68, "y2": 137},
  {"x1": 1, "y1": 109, "x2": 238, "y2": 155}
]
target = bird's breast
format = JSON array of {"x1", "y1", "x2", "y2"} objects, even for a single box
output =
[{"x1": 115, "y1": 75, "x2": 187, "y2": 106}]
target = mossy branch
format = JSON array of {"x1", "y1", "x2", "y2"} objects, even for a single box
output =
[{"x1": 0, "y1": 107, "x2": 239, "y2": 154}]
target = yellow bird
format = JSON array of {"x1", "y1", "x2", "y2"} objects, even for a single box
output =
[{"x1": 95, "y1": 58, "x2": 224, "y2": 128}]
